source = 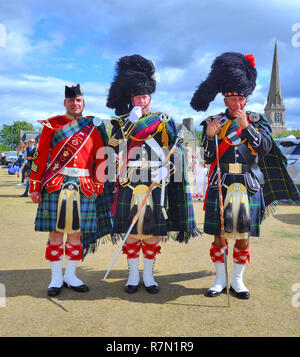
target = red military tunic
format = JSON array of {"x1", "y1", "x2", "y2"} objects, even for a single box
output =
[{"x1": 30, "y1": 114, "x2": 106, "y2": 197}]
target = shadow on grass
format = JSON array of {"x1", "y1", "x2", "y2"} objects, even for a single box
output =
[
  {"x1": 0, "y1": 181, "x2": 22, "y2": 188},
  {"x1": 0, "y1": 268, "x2": 215, "y2": 306},
  {"x1": 273, "y1": 214, "x2": 300, "y2": 225},
  {"x1": 0, "y1": 194, "x2": 25, "y2": 198}
]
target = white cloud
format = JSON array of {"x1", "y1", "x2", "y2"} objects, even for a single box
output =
[{"x1": 0, "y1": 0, "x2": 299, "y2": 131}]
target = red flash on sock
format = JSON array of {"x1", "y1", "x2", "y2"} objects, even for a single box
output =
[{"x1": 65, "y1": 242, "x2": 83, "y2": 261}]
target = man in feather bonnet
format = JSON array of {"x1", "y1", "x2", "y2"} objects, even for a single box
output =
[
  {"x1": 106, "y1": 54, "x2": 198, "y2": 294},
  {"x1": 190, "y1": 52, "x2": 299, "y2": 299}
]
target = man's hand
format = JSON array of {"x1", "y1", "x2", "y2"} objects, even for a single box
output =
[
  {"x1": 128, "y1": 106, "x2": 142, "y2": 123},
  {"x1": 30, "y1": 191, "x2": 42, "y2": 204},
  {"x1": 234, "y1": 110, "x2": 249, "y2": 129},
  {"x1": 206, "y1": 115, "x2": 222, "y2": 139}
]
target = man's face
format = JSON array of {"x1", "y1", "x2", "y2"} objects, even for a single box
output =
[
  {"x1": 224, "y1": 96, "x2": 248, "y2": 115},
  {"x1": 64, "y1": 96, "x2": 84, "y2": 117},
  {"x1": 28, "y1": 139, "x2": 35, "y2": 146},
  {"x1": 132, "y1": 94, "x2": 151, "y2": 115}
]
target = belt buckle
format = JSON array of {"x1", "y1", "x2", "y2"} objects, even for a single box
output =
[
  {"x1": 141, "y1": 159, "x2": 147, "y2": 169},
  {"x1": 228, "y1": 163, "x2": 242, "y2": 174},
  {"x1": 70, "y1": 168, "x2": 79, "y2": 176}
]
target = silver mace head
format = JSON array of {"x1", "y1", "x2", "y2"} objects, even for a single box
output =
[{"x1": 175, "y1": 132, "x2": 184, "y2": 145}]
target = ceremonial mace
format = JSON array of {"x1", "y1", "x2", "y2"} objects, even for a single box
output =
[
  {"x1": 103, "y1": 132, "x2": 184, "y2": 280},
  {"x1": 215, "y1": 134, "x2": 230, "y2": 307}
]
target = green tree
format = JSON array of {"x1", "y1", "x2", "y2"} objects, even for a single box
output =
[
  {"x1": 0, "y1": 121, "x2": 35, "y2": 149},
  {"x1": 273, "y1": 129, "x2": 300, "y2": 139},
  {"x1": 194, "y1": 130, "x2": 203, "y2": 146}
]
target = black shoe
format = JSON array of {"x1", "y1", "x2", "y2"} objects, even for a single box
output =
[
  {"x1": 125, "y1": 285, "x2": 139, "y2": 294},
  {"x1": 230, "y1": 286, "x2": 250, "y2": 299},
  {"x1": 63, "y1": 281, "x2": 89, "y2": 292},
  {"x1": 206, "y1": 287, "x2": 226, "y2": 297},
  {"x1": 144, "y1": 283, "x2": 159, "y2": 294},
  {"x1": 48, "y1": 286, "x2": 63, "y2": 296},
  {"x1": 20, "y1": 193, "x2": 28, "y2": 197}
]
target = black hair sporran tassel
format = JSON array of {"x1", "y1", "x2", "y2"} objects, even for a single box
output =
[
  {"x1": 142, "y1": 203, "x2": 156, "y2": 235},
  {"x1": 237, "y1": 196, "x2": 251, "y2": 233},
  {"x1": 57, "y1": 195, "x2": 66, "y2": 229},
  {"x1": 72, "y1": 195, "x2": 80, "y2": 230},
  {"x1": 224, "y1": 196, "x2": 233, "y2": 233}
]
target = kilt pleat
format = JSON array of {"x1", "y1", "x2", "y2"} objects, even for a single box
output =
[
  {"x1": 204, "y1": 174, "x2": 264, "y2": 237},
  {"x1": 112, "y1": 183, "x2": 168, "y2": 237},
  {"x1": 35, "y1": 176, "x2": 97, "y2": 233}
]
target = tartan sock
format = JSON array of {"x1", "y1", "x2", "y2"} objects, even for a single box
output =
[
  {"x1": 122, "y1": 241, "x2": 141, "y2": 287},
  {"x1": 231, "y1": 245, "x2": 250, "y2": 293},
  {"x1": 64, "y1": 242, "x2": 84, "y2": 287},
  {"x1": 141, "y1": 241, "x2": 161, "y2": 259},
  {"x1": 122, "y1": 241, "x2": 141, "y2": 259},
  {"x1": 45, "y1": 242, "x2": 64, "y2": 262},
  {"x1": 45, "y1": 243, "x2": 64, "y2": 288},
  {"x1": 233, "y1": 245, "x2": 250, "y2": 264},
  {"x1": 142, "y1": 241, "x2": 161, "y2": 287},
  {"x1": 210, "y1": 243, "x2": 228, "y2": 264},
  {"x1": 65, "y1": 242, "x2": 83, "y2": 261}
]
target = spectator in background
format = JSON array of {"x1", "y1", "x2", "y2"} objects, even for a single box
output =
[
  {"x1": 192, "y1": 155, "x2": 208, "y2": 201},
  {"x1": 20, "y1": 138, "x2": 36, "y2": 197},
  {"x1": 16, "y1": 141, "x2": 26, "y2": 179}
]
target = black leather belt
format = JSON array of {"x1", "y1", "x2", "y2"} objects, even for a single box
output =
[{"x1": 220, "y1": 163, "x2": 250, "y2": 174}]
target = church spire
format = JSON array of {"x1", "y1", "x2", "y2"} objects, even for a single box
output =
[
  {"x1": 264, "y1": 41, "x2": 286, "y2": 134},
  {"x1": 265, "y1": 41, "x2": 284, "y2": 108}
]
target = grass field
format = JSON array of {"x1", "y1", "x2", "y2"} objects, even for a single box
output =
[{"x1": 0, "y1": 167, "x2": 299, "y2": 337}]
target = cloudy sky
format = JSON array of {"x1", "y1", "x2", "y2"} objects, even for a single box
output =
[{"x1": 0, "y1": 0, "x2": 299, "y2": 131}]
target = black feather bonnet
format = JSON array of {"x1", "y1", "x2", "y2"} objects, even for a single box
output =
[
  {"x1": 106, "y1": 54, "x2": 156, "y2": 116},
  {"x1": 190, "y1": 52, "x2": 257, "y2": 112}
]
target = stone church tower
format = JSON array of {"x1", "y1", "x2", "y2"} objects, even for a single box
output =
[{"x1": 264, "y1": 42, "x2": 287, "y2": 135}]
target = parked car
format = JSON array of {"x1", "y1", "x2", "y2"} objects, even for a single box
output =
[
  {"x1": 275, "y1": 136, "x2": 300, "y2": 188},
  {"x1": 4, "y1": 151, "x2": 18, "y2": 165}
]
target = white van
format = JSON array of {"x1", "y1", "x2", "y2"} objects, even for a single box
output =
[
  {"x1": 5, "y1": 151, "x2": 18, "y2": 165},
  {"x1": 275, "y1": 136, "x2": 300, "y2": 187}
]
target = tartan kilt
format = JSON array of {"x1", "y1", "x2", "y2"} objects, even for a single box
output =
[
  {"x1": 35, "y1": 176, "x2": 97, "y2": 233},
  {"x1": 112, "y1": 182, "x2": 168, "y2": 237},
  {"x1": 204, "y1": 174, "x2": 264, "y2": 237}
]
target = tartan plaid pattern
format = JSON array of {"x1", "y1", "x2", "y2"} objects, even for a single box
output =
[
  {"x1": 203, "y1": 113, "x2": 300, "y2": 237},
  {"x1": 51, "y1": 117, "x2": 92, "y2": 147},
  {"x1": 95, "y1": 121, "x2": 109, "y2": 146},
  {"x1": 112, "y1": 181, "x2": 169, "y2": 237},
  {"x1": 35, "y1": 176, "x2": 97, "y2": 233},
  {"x1": 111, "y1": 114, "x2": 198, "y2": 241},
  {"x1": 244, "y1": 114, "x2": 300, "y2": 207},
  {"x1": 257, "y1": 116, "x2": 300, "y2": 206},
  {"x1": 204, "y1": 174, "x2": 262, "y2": 237},
  {"x1": 81, "y1": 181, "x2": 115, "y2": 258}
]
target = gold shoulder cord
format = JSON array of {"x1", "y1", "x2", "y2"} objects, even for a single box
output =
[
  {"x1": 124, "y1": 112, "x2": 165, "y2": 143},
  {"x1": 218, "y1": 120, "x2": 247, "y2": 146}
]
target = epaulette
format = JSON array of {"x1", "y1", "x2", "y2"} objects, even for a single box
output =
[
  {"x1": 111, "y1": 116, "x2": 128, "y2": 127},
  {"x1": 37, "y1": 115, "x2": 62, "y2": 129},
  {"x1": 91, "y1": 116, "x2": 103, "y2": 127}
]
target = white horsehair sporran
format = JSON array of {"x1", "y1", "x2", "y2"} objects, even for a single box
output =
[{"x1": 223, "y1": 183, "x2": 251, "y2": 240}]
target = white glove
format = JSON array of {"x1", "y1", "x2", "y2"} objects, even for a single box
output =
[
  {"x1": 128, "y1": 106, "x2": 142, "y2": 123},
  {"x1": 151, "y1": 166, "x2": 168, "y2": 183}
]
